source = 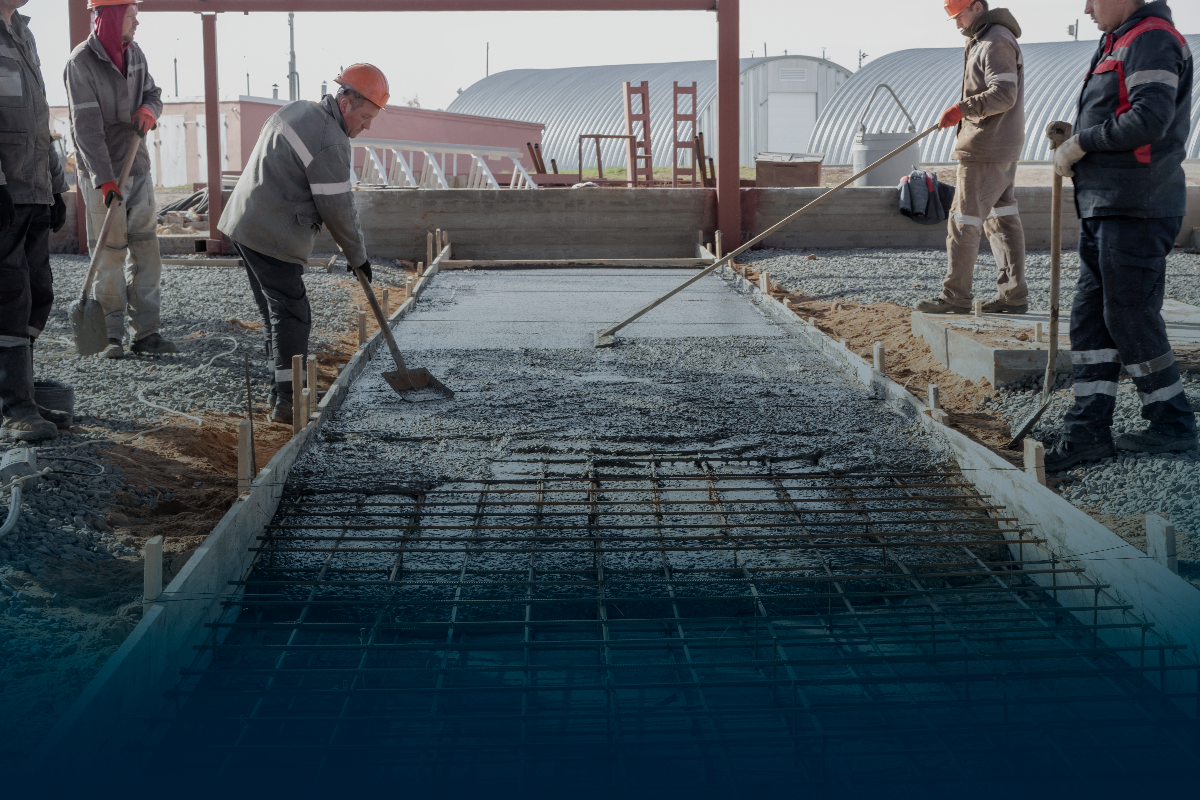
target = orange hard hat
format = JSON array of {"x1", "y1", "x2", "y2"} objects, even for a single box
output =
[
  {"x1": 944, "y1": 0, "x2": 976, "y2": 19},
  {"x1": 334, "y1": 64, "x2": 390, "y2": 110},
  {"x1": 88, "y1": 0, "x2": 140, "y2": 8}
]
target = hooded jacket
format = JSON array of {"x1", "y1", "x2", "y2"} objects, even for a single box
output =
[
  {"x1": 1072, "y1": 1, "x2": 1191, "y2": 219},
  {"x1": 0, "y1": 12, "x2": 67, "y2": 204},
  {"x1": 219, "y1": 95, "x2": 368, "y2": 268},
  {"x1": 953, "y1": 8, "x2": 1026, "y2": 162},
  {"x1": 64, "y1": 33, "x2": 161, "y2": 187}
]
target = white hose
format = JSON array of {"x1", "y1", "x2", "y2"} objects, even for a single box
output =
[
  {"x1": 0, "y1": 483, "x2": 21, "y2": 539},
  {"x1": 134, "y1": 335, "x2": 240, "y2": 426}
]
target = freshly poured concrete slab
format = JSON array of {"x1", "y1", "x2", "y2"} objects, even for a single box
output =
[
  {"x1": 912, "y1": 298, "x2": 1200, "y2": 387},
  {"x1": 394, "y1": 268, "x2": 781, "y2": 350}
]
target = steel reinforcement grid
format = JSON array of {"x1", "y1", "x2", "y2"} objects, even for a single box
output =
[{"x1": 149, "y1": 458, "x2": 1199, "y2": 795}]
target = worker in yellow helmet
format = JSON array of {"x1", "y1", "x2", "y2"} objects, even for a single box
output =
[
  {"x1": 219, "y1": 65, "x2": 388, "y2": 424},
  {"x1": 65, "y1": 0, "x2": 176, "y2": 359},
  {"x1": 916, "y1": 0, "x2": 1028, "y2": 316}
]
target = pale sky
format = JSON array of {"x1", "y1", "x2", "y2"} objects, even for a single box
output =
[{"x1": 32, "y1": 1, "x2": 1200, "y2": 111}]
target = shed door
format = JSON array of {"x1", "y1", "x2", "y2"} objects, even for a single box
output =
[{"x1": 767, "y1": 93, "x2": 817, "y2": 153}]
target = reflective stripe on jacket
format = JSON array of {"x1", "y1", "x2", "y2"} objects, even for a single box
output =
[
  {"x1": 952, "y1": 10, "x2": 1025, "y2": 163},
  {"x1": 0, "y1": 13, "x2": 66, "y2": 203},
  {"x1": 64, "y1": 34, "x2": 161, "y2": 187},
  {"x1": 219, "y1": 95, "x2": 367, "y2": 268},
  {"x1": 1073, "y1": 1, "x2": 1191, "y2": 219}
]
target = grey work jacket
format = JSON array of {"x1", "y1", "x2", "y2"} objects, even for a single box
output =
[
  {"x1": 64, "y1": 33, "x2": 161, "y2": 187},
  {"x1": 220, "y1": 95, "x2": 368, "y2": 268},
  {"x1": 0, "y1": 13, "x2": 66, "y2": 204}
]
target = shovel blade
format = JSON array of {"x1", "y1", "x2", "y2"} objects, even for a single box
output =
[
  {"x1": 68, "y1": 299, "x2": 109, "y2": 356},
  {"x1": 382, "y1": 369, "x2": 454, "y2": 402},
  {"x1": 1006, "y1": 396, "x2": 1053, "y2": 449}
]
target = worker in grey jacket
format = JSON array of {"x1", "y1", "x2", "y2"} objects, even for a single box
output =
[
  {"x1": 220, "y1": 64, "x2": 386, "y2": 424},
  {"x1": 0, "y1": 0, "x2": 71, "y2": 441},
  {"x1": 917, "y1": 0, "x2": 1028, "y2": 315},
  {"x1": 64, "y1": 0, "x2": 175, "y2": 359}
]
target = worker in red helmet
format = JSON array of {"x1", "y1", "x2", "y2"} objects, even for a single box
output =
[
  {"x1": 65, "y1": 0, "x2": 176, "y2": 359},
  {"x1": 916, "y1": 0, "x2": 1028, "y2": 316},
  {"x1": 220, "y1": 64, "x2": 387, "y2": 424},
  {"x1": 0, "y1": 0, "x2": 72, "y2": 441}
]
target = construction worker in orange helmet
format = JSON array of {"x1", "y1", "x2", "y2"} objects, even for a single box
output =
[
  {"x1": 219, "y1": 65, "x2": 390, "y2": 424},
  {"x1": 916, "y1": 1, "x2": 1028, "y2": 318}
]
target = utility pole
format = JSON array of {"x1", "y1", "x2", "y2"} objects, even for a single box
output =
[
  {"x1": 173, "y1": 57, "x2": 178, "y2": 97},
  {"x1": 763, "y1": 42, "x2": 767, "y2": 57},
  {"x1": 486, "y1": 42, "x2": 489, "y2": 77},
  {"x1": 287, "y1": 12, "x2": 299, "y2": 101},
  {"x1": 246, "y1": 72, "x2": 250, "y2": 96},
  {"x1": 1068, "y1": 19, "x2": 1079, "y2": 40},
  {"x1": 858, "y1": 50, "x2": 869, "y2": 69}
]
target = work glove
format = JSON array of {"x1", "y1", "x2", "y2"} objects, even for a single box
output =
[
  {"x1": 0, "y1": 184, "x2": 12, "y2": 233},
  {"x1": 100, "y1": 180, "x2": 122, "y2": 208},
  {"x1": 350, "y1": 260, "x2": 372, "y2": 283},
  {"x1": 1053, "y1": 135, "x2": 1086, "y2": 179},
  {"x1": 132, "y1": 105, "x2": 156, "y2": 135},
  {"x1": 1045, "y1": 121, "x2": 1073, "y2": 148},
  {"x1": 50, "y1": 193, "x2": 67, "y2": 233},
  {"x1": 938, "y1": 104, "x2": 963, "y2": 130}
]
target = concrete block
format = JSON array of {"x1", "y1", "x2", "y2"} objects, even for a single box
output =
[{"x1": 1146, "y1": 514, "x2": 1178, "y2": 574}]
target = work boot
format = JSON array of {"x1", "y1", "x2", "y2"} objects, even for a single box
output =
[
  {"x1": 131, "y1": 332, "x2": 178, "y2": 355},
  {"x1": 26, "y1": 345, "x2": 72, "y2": 429},
  {"x1": 914, "y1": 296, "x2": 970, "y2": 314},
  {"x1": 1043, "y1": 437, "x2": 1115, "y2": 472},
  {"x1": 269, "y1": 400, "x2": 293, "y2": 426},
  {"x1": 981, "y1": 295, "x2": 1028, "y2": 314},
  {"x1": 100, "y1": 338, "x2": 123, "y2": 359},
  {"x1": 0, "y1": 346, "x2": 56, "y2": 442},
  {"x1": 1114, "y1": 429, "x2": 1199, "y2": 454}
]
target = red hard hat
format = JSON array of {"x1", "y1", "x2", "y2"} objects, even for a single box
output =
[
  {"x1": 88, "y1": 0, "x2": 140, "y2": 8},
  {"x1": 334, "y1": 64, "x2": 390, "y2": 110},
  {"x1": 944, "y1": 0, "x2": 975, "y2": 20}
]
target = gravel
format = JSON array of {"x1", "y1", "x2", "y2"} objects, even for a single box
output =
[
  {"x1": 0, "y1": 254, "x2": 408, "y2": 570},
  {"x1": 739, "y1": 246, "x2": 1200, "y2": 311}
]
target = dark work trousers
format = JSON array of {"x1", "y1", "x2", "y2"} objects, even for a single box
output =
[
  {"x1": 0, "y1": 203, "x2": 53, "y2": 348},
  {"x1": 1061, "y1": 215, "x2": 1195, "y2": 444},
  {"x1": 234, "y1": 241, "x2": 311, "y2": 406}
]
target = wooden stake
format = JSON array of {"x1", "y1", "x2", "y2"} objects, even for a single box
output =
[
  {"x1": 1035, "y1": 322, "x2": 1044, "y2": 343},
  {"x1": 291, "y1": 354, "x2": 303, "y2": 436},
  {"x1": 759, "y1": 271, "x2": 770, "y2": 294},
  {"x1": 927, "y1": 383, "x2": 941, "y2": 410},
  {"x1": 406, "y1": 276, "x2": 415, "y2": 298},
  {"x1": 973, "y1": 298, "x2": 984, "y2": 318},
  {"x1": 142, "y1": 535, "x2": 163, "y2": 611},
  {"x1": 237, "y1": 419, "x2": 252, "y2": 494},
  {"x1": 416, "y1": 261, "x2": 424, "y2": 279},
  {"x1": 357, "y1": 311, "x2": 367, "y2": 347},
  {"x1": 307, "y1": 355, "x2": 318, "y2": 420},
  {"x1": 436, "y1": 228, "x2": 443, "y2": 255},
  {"x1": 715, "y1": 230, "x2": 723, "y2": 260},
  {"x1": 1023, "y1": 439, "x2": 1046, "y2": 486},
  {"x1": 427, "y1": 231, "x2": 434, "y2": 268},
  {"x1": 873, "y1": 342, "x2": 885, "y2": 372},
  {"x1": 382, "y1": 288, "x2": 390, "y2": 318},
  {"x1": 1146, "y1": 514, "x2": 1178, "y2": 573}
]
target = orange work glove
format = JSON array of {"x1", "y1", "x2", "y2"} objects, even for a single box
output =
[
  {"x1": 938, "y1": 104, "x2": 963, "y2": 129},
  {"x1": 132, "y1": 105, "x2": 156, "y2": 135},
  {"x1": 100, "y1": 180, "x2": 122, "y2": 208}
]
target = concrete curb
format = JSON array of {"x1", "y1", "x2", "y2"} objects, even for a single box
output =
[
  {"x1": 723, "y1": 264, "x2": 1200, "y2": 711},
  {"x1": 31, "y1": 247, "x2": 450, "y2": 761}
]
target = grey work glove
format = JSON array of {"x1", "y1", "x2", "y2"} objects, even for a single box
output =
[
  {"x1": 1053, "y1": 135, "x2": 1086, "y2": 178},
  {"x1": 350, "y1": 259, "x2": 372, "y2": 283},
  {"x1": 50, "y1": 193, "x2": 67, "y2": 233},
  {"x1": 1045, "y1": 121, "x2": 1074, "y2": 148},
  {"x1": 0, "y1": 185, "x2": 13, "y2": 233}
]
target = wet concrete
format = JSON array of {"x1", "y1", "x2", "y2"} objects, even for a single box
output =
[{"x1": 292, "y1": 268, "x2": 946, "y2": 487}]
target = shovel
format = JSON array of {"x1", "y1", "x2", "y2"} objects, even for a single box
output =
[
  {"x1": 69, "y1": 131, "x2": 142, "y2": 356},
  {"x1": 1007, "y1": 135, "x2": 1068, "y2": 448},
  {"x1": 352, "y1": 266, "x2": 453, "y2": 402}
]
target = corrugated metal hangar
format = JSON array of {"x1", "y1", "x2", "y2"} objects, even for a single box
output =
[
  {"x1": 809, "y1": 36, "x2": 1200, "y2": 165},
  {"x1": 448, "y1": 56, "x2": 852, "y2": 170}
]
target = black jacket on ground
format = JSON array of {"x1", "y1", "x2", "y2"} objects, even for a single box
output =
[{"x1": 1073, "y1": 0, "x2": 1192, "y2": 219}]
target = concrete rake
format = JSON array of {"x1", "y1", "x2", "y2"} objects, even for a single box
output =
[
  {"x1": 594, "y1": 124, "x2": 940, "y2": 348},
  {"x1": 353, "y1": 266, "x2": 453, "y2": 403}
]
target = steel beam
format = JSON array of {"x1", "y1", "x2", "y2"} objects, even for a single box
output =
[
  {"x1": 139, "y1": 1, "x2": 715, "y2": 10},
  {"x1": 716, "y1": 0, "x2": 739, "y2": 244},
  {"x1": 202, "y1": 14, "x2": 224, "y2": 248}
]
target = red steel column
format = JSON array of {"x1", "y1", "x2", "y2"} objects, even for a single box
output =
[
  {"x1": 715, "y1": 0, "x2": 740, "y2": 244},
  {"x1": 70, "y1": 0, "x2": 91, "y2": 254},
  {"x1": 202, "y1": 13, "x2": 224, "y2": 251}
]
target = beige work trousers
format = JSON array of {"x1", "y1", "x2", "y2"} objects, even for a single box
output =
[
  {"x1": 941, "y1": 161, "x2": 1027, "y2": 307},
  {"x1": 82, "y1": 172, "x2": 163, "y2": 342}
]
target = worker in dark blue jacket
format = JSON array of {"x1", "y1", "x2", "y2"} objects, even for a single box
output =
[{"x1": 1042, "y1": 0, "x2": 1195, "y2": 471}]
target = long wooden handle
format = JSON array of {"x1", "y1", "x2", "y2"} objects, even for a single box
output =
[
  {"x1": 78, "y1": 133, "x2": 143, "y2": 303},
  {"x1": 600, "y1": 124, "x2": 941, "y2": 338},
  {"x1": 1042, "y1": 172, "x2": 1063, "y2": 400},
  {"x1": 353, "y1": 266, "x2": 410, "y2": 376}
]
